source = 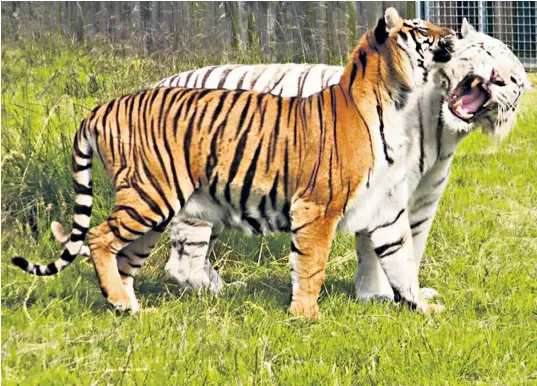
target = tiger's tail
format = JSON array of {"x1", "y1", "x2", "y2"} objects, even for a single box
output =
[
  {"x1": 49, "y1": 221, "x2": 91, "y2": 257},
  {"x1": 12, "y1": 119, "x2": 94, "y2": 275}
]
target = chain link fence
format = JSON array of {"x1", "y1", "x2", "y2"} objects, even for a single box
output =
[{"x1": 419, "y1": 1, "x2": 536, "y2": 71}]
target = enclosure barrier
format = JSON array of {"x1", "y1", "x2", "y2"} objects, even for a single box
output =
[
  {"x1": 420, "y1": 1, "x2": 536, "y2": 71},
  {"x1": 1, "y1": 1, "x2": 535, "y2": 70}
]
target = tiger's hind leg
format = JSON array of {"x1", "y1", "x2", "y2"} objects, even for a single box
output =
[
  {"x1": 88, "y1": 221, "x2": 136, "y2": 311},
  {"x1": 165, "y1": 218, "x2": 224, "y2": 294},
  {"x1": 288, "y1": 201, "x2": 340, "y2": 318},
  {"x1": 89, "y1": 195, "x2": 176, "y2": 311},
  {"x1": 51, "y1": 222, "x2": 163, "y2": 308},
  {"x1": 116, "y1": 230, "x2": 161, "y2": 310}
]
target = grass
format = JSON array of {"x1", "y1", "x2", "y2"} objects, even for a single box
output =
[{"x1": 2, "y1": 38, "x2": 537, "y2": 385}]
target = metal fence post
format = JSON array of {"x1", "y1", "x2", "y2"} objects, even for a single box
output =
[
  {"x1": 424, "y1": 1, "x2": 429, "y2": 21},
  {"x1": 478, "y1": 1, "x2": 485, "y2": 33}
]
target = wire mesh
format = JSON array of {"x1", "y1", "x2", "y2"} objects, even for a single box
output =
[{"x1": 421, "y1": 1, "x2": 536, "y2": 71}]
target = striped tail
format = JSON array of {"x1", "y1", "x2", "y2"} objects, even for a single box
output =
[
  {"x1": 12, "y1": 120, "x2": 94, "y2": 275},
  {"x1": 50, "y1": 221, "x2": 91, "y2": 257}
]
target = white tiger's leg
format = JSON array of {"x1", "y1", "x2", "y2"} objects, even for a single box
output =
[
  {"x1": 355, "y1": 211, "x2": 439, "y2": 301},
  {"x1": 204, "y1": 222, "x2": 225, "y2": 293},
  {"x1": 408, "y1": 173, "x2": 451, "y2": 299},
  {"x1": 354, "y1": 232, "x2": 394, "y2": 301},
  {"x1": 410, "y1": 214, "x2": 439, "y2": 299},
  {"x1": 410, "y1": 192, "x2": 444, "y2": 270},
  {"x1": 165, "y1": 218, "x2": 224, "y2": 294},
  {"x1": 369, "y1": 209, "x2": 443, "y2": 313}
]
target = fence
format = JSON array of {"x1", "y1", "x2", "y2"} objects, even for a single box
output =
[
  {"x1": 1, "y1": 1, "x2": 535, "y2": 70},
  {"x1": 420, "y1": 1, "x2": 536, "y2": 71},
  {"x1": 0, "y1": 1, "x2": 415, "y2": 64}
]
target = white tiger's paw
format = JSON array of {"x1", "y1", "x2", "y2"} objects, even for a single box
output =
[
  {"x1": 207, "y1": 279, "x2": 246, "y2": 295},
  {"x1": 167, "y1": 267, "x2": 224, "y2": 296},
  {"x1": 130, "y1": 297, "x2": 140, "y2": 313},
  {"x1": 207, "y1": 277, "x2": 224, "y2": 295},
  {"x1": 357, "y1": 291, "x2": 395, "y2": 303},
  {"x1": 227, "y1": 280, "x2": 246, "y2": 288},
  {"x1": 223, "y1": 280, "x2": 247, "y2": 291},
  {"x1": 421, "y1": 287, "x2": 438, "y2": 299}
]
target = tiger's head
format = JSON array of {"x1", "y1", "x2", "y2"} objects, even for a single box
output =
[
  {"x1": 438, "y1": 19, "x2": 531, "y2": 138},
  {"x1": 368, "y1": 8, "x2": 457, "y2": 91}
]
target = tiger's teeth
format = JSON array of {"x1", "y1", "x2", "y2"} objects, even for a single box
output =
[
  {"x1": 454, "y1": 104, "x2": 473, "y2": 120},
  {"x1": 458, "y1": 108, "x2": 474, "y2": 120},
  {"x1": 471, "y1": 78, "x2": 480, "y2": 88},
  {"x1": 453, "y1": 99, "x2": 462, "y2": 109},
  {"x1": 483, "y1": 99, "x2": 492, "y2": 107},
  {"x1": 462, "y1": 112, "x2": 473, "y2": 119}
]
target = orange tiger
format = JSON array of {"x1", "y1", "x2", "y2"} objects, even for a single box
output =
[{"x1": 12, "y1": 8, "x2": 455, "y2": 317}]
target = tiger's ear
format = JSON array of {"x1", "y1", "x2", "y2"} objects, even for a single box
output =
[
  {"x1": 384, "y1": 7, "x2": 402, "y2": 33},
  {"x1": 461, "y1": 18, "x2": 476, "y2": 38},
  {"x1": 374, "y1": 7, "x2": 401, "y2": 44}
]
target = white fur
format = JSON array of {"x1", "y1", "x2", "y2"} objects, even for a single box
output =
[{"x1": 74, "y1": 194, "x2": 93, "y2": 207}]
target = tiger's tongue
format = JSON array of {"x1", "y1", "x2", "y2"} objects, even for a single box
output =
[{"x1": 458, "y1": 87, "x2": 486, "y2": 114}]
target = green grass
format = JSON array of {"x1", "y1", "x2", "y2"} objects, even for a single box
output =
[{"x1": 2, "y1": 38, "x2": 537, "y2": 385}]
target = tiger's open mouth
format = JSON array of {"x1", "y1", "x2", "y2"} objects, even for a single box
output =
[{"x1": 448, "y1": 74, "x2": 494, "y2": 123}]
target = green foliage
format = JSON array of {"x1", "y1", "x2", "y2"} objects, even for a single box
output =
[{"x1": 2, "y1": 39, "x2": 537, "y2": 384}]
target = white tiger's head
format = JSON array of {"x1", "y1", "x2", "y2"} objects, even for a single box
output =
[{"x1": 437, "y1": 19, "x2": 531, "y2": 138}]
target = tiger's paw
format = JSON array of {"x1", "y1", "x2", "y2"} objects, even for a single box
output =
[
  {"x1": 421, "y1": 287, "x2": 438, "y2": 299},
  {"x1": 357, "y1": 291, "x2": 395, "y2": 303},
  {"x1": 417, "y1": 301, "x2": 444, "y2": 314},
  {"x1": 107, "y1": 290, "x2": 138, "y2": 313},
  {"x1": 226, "y1": 280, "x2": 247, "y2": 289},
  {"x1": 289, "y1": 300, "x2": 319, "y2": 318},
  {"x1": 425, "y1": 303, "x2": 445, "y2": 314}
]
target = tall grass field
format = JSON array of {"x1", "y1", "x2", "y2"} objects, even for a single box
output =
[{"x1": 2, "y1": 38, "x2": 537, "y2": 385}]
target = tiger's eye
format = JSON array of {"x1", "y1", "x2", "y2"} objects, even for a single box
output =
[{"x1": 490, "y1": 68, "x2": 506, "y2": 86}]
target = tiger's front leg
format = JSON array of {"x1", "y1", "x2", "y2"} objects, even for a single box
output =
[
  {"x1": 408, "y1": 190, "x2": 446, "y2": 300},
  {"x1": 354, "y1": 209, "x2": 440, "y2": 302},
  {"x1": 354, "y1": 232, "x2": 394, "y2": 302},
  {"x1": 369, "y1": 208, "x2": 443, "y2": 313},
  {"x1": 289, "y1": 201, "x2": 340, "y2": 318}
]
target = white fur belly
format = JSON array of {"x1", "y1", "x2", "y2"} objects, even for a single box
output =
[
  {"x1": 338, "y1": 161, "x2": 409, "y2": 234},
  {"x1": 178, "y1": 190, "x2": 290, "y2": 235}
]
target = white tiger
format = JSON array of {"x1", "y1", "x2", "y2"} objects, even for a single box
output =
[{"x1": 53, "y1": 19, "x2": 530, "y2": 303}]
